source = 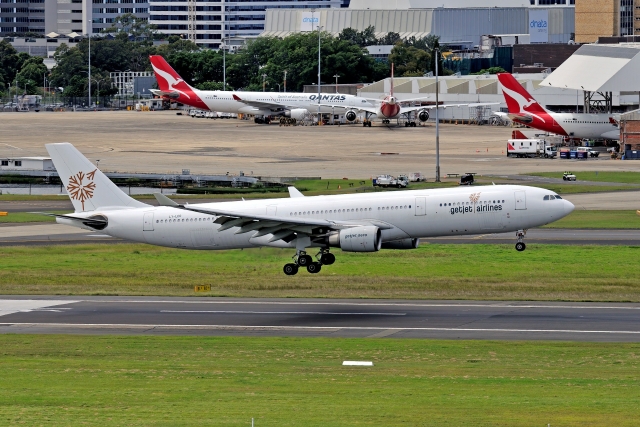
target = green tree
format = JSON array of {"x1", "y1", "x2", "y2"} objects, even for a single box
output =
[
  {"x1": 15, "y1": 56, "x2": 48, "y2": 94},
  {"x1": 337, "y1": 26, "x2": 378, "y2": 47},
  {"x1": 389, "y1": 43, "x2": 429, "y2": 77},
  {"x1": 102, "y1": 13, "x2": 157, "y2": 41}
]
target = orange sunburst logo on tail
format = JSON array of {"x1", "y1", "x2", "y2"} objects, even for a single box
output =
[{"x1": 67, "y1": 169, "x2": 97, "y2": 211}]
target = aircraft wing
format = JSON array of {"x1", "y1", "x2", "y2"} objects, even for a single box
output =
[
  {"x1": 399, "y1": 102, "x2": 499, "y2": 116},
  {"x1": 154, "y1": 194, "x2": 392, "y2": 242},
  {"x1": 232, "y1": 94, "x2": 296, "y2": 111}
]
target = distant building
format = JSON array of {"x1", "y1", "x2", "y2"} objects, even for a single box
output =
[
  {"x1": 0, "y1": 157, "x2": 54, "y2": 171},
  {"x1": 575, "y1": 0, "x2": 640, "y2": 43}
]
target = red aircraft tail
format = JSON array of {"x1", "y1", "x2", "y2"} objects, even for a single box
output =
[
  {"x1": 497, "y1": 73, "x2": 547, "y2": 115},
  {"x1": 148, "y1": 55, "x2": 208, "y2": 110}
]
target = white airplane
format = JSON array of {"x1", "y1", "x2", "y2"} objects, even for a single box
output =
[
  {"x1": 497, "y1": 73, "x2": 620, "y2": 140},
  {"x1": 150, "y1": 55, "x2": 482, "y2": 127},
  {"x1": 43, "y1": 143, "x2": 574, "y2": 275}
]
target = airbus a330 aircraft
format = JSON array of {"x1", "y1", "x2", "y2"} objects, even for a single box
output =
[
  {"x1": 43, "y1": 143, "x2": 574, "y2": 275},
  {"x1": 497, "y1": 73, "x2": 619, "y2": 140},
  {"x1": 149, "y1": 55, "x2": 468, "y2": 127}
]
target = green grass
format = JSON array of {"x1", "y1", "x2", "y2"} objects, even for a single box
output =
[
  {"x1": 0, "y1": 335, "x2": 638, "y2": 426},
  {"x1": 2, "y1": 243, "x2": 639, "y2": 301},
  {"x1": 542, "y1": 210, "x2": 640, "y2": 229},
  {"x1": 528, "y1": 171, "x2": 640, "y2": 184},
  {"x1": 0, "y1": 211, "x2": 67, "y2": 223}
]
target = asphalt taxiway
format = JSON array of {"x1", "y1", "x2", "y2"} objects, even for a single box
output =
[{"x1": 1, "y1": 297, "x2": 640, "y2": 342}]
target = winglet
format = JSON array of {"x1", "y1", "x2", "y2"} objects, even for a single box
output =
[
  {"x1": 154, "y1": 193, "x2": 179, "y2": 207},
  {"x1": 288, "y1": 187, "x2": 305, "y2": 198},
  {"x1": 233, "y1": 94, "x2": 243, "y2": 101}
]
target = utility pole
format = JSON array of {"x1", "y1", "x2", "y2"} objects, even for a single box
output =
[
  {"x1": 283, "y1": 70, "x2": 287, "y2": 93},
  {"x1": 333, "y1": 74, "x2": 339, "y2": 93},
  {"x1": 435, "y1": 48, "x2": 440, "y2": 183},
  {"x1": 316, "y1": 20, "x2": 323, "y2": 124},
  {"x1": 262, "y1": 74, "x2": 267, "y2": 92},
  {"x1": 223, "y1": 37, "x2": 226, "y2": 90},
  {"x1": 88, "y1": 34, "x2": 91, "y2": 108}
]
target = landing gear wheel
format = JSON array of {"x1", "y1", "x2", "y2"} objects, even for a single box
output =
[
  {"x1": 320, "y1": 253, "x2": 335, "y2": 265},
  {"x1": 307, "y1": 262, "x2": 322, "y2": 274},
  {"x1": 297, "y1": 254, "x2": 313, "y2": 266},
  {"x1": 283, "y1": 263, "x2": 299, "y2": 275},
  {"x1": 515, "y1": 242, "x2": 526, "y2": 252},
  {"x1": 368, "y1": 121, "x2": 372, "y2": 127}
]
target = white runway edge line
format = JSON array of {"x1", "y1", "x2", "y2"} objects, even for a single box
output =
[
  {"x1": 62, "y1": 300, "x2": 640, "y2": 311},
  {"x1": 2, "y1": 323, "x2": 640, "y2": 335},
  {"x1": 160, "y1": 310, "x2": 406, "y2": 316}
]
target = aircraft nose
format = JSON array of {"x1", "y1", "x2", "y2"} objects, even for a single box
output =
[{"x1": 564, "y1": 199, "x2": 575, "y2": 216}]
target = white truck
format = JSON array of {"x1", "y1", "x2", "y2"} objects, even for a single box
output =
[
  {"x1": 373, "y1": 174, "x2": 408, "y2": 188},
  {"x1": 576, "y1": 146, "x2": 600, "y2": 158},
  {"x1": 507, "y1": 139, "x2": 557, "y2": 158}
]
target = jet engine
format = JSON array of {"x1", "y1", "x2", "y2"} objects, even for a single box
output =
[
  {"x1": 418, "y1": 110, "x2": 430, "y2": 122},
  {"x1": 345, "y1": 110, "x2": 358, "y2": 122},
  {"x1": 284, "y1": 109, "x2": 309, "y2": 120},
  {"x1": 327, "y1": 226, "x2": 381, "y2": 252},
  {"x1": 380, "y1": 238, "x2": 419, "y2": 250}
]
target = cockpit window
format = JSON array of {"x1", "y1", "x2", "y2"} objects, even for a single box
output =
[
  {"x1": 543, "y1": 195, "x2": 550, "y2": 200},
  {"x1": 555, "y1": 195, "x2": 562, "y2": 199}
]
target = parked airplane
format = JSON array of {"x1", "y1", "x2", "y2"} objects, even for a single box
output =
[
  {"x1": 42, "y1": 143, "x2": 574, "y2": 275},
  {"x1": 149, "y1": 55, "x2": 374, "y2": 124},
  {"x1": 497, "y1": 73, "x2": 620, "y2": 140},
  {"x1": 149, "y1": 55, "x2": 477, "y2": 127}
]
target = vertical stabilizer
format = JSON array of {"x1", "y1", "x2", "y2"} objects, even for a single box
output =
[
  {"x1": 46, "y1": 143, "x2": 148, "y2": 213},
  {"x1": 497, "y1": 73, "x2": 547, "y2": 115},
  {"x1": 390, "y1": 63, "x2": 394, "y2": 97},
  {"x1": 148, "y1": 55, "x2": 209, "y2": 110}
]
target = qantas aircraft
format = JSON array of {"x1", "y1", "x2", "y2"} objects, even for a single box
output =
[
  {"x1": 43, "y1": 143, "x2": 574, "y2": 275},
  {"x1": 149, "y1": 55, "x2": 472, "y2": 127},
  {"x1": 497, "y1": 73, "x2": 620, "y2": 140}
]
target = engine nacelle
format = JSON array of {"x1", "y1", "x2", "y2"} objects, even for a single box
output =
[
  {"x1": 327, "y1": 226, "x2": 382, "y2": 252},
  {"x1": 380, "y1": 238, "x2": 419, "y2": 250},
  {"x1": 418, "y1": 110, "x2": 430, "y2": 122},
  {"x1": 285, "y1": 109, "x2": 309, "y2": 120},
  {"x1": 345, "y1": 110, "x2": 357, "y2": 122}
]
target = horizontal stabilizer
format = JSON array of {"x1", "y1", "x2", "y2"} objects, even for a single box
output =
[
  {"x1": 154, "y1": 193, "x2": 180, "y2": 207},
  {"x1": 288, "y1": 187, "x2": 304, "y2": 198}
]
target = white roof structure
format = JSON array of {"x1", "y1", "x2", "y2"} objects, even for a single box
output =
[
  {"x1": 349, "y1": 0, "x2": 546, "y2": 8},
  {"x1": 541, "y1": 44, "x2": 640, "y2": 92}
]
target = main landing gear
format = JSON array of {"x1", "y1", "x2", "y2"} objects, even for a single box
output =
[
  {"x1": 404, "y1": 121, "x2": 417, "y2": 127},
  {"x1": 362, "y1": 119, "x2": 372, "y2": 127},
  {"x1": 283, "y1": 249, "x2": 335, "y2": 276},
  {"x1": 515, "y1": 230, "x2": 527, "y2": 252}
]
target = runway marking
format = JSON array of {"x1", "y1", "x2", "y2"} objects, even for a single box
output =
[
  {"x1": 67, "y1": 300, "x2": 640, "y2": 311},
  {"x1": 1, "y1": 323, "x2": 640, "y2": 335},
  {"x1": 0, "y1": 300, "x2": 78, "y2": 317},
  {"x1": 366, "y1": 329, "x2": 402, "y2": 338},
  {"x1": 161, "y1": 310, "x2": 406, "y2": 316}
]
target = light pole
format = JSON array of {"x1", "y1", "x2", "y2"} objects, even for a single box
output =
[
  {"x1": 223, "y1": 35, "x2": 228, "y2": 90},
  {"x1": 276, "y1": 83, "x2": 281, "y2": 92},
  {"x1": 435, "y1": 47, "x2": 440, "y2": 183},
  {"x1": 283, "y1": 70, "x2": 287, "y2": 93},
  {"x1": 87, "y1": 34, "x2": 91, "y2": 108},
  {"x1": 316, "y1": 22, "x2": 323, "y2": 124},
  {"x1": 333, "y1": 74, "x2": 339, "y2": 93},
  {"x1": 262, "y1": 74, "x2": 267, "y2": 92},
  {"x1": 92, "y1": 79, "x2": 104, "y2": 107}
]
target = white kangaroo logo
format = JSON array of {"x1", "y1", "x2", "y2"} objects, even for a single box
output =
[
  {"x1": 501, "y1": 84, "x2": 546, "y2": 124},
  {"x1": 152, "y1": 64, "x2": 191, "y2": 100}
]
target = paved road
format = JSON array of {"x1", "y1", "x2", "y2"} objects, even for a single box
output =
[
  {"x1": 1, "y1": 297, "x2": 640, "y2": 342},
  {"x1": 1, "y1": 223, "x2": 639, "y2": 246}
]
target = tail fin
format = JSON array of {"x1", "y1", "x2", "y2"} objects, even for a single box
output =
[
  {"x1": 148, "y1": 55, "x2": 209, "y2": 110},
  {"x1": 390, "y1": 63, "x2": 394, "y2": 97},
  {"x1": 497, "y1": 73, "x2": 547, "y2": 115},
  {"x1": 46, "y1": 143, "x2": 148, "y2": 213}
]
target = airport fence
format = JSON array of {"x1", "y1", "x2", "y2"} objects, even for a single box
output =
[{"x1": 0, "y1": 95, "x2": 149, "y2": 111}]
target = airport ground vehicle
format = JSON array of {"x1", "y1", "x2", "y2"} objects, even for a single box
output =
[
  {"x1": 507, "y1": 139, "x2": 557, "y2": 158},
  {"x1": 408, "y1": 172, "x2": 426, "y2": 182},
  {"x1": 576, "y1": 147, "x2": 600, "y2": 157},
  {"x1": 563, "y1": 172, "x2": 577, "y2": 181},
  {"x1": 460, "y1": 173, "x2": 475, "y2": 185},
  {"x1": 373, "y1": 175, "x2": 407, "y2": 188},
  {"x1": 42, "y1": 144, "x2": 574, "y2": 275}
]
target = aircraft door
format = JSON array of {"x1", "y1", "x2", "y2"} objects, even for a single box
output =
[
  {"x1": 415, "y1": 197, "x2": 426, "y2": 216},
  {"x1": 267, "y1": 205, "x2": 277, "y2": 216},
  {"x1": 143, "y1": 212, "x2": 155, "y2": 231},
  {"x1": 514, "y1": 191, "x2": 527, "y2": 210}
]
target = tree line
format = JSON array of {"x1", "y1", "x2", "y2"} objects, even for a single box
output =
[{"x1": 0, "y1": 17, "x2": 447, "y2": 99}]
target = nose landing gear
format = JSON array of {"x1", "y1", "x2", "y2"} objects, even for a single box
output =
[
  {"x1": 515, "y1": 230, "x2": 527, "y2": 252},
  {"x1": 283, "y1": 249, "x2": 335, "y2": 275}
]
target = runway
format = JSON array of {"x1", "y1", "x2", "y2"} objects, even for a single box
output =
[
  {"x1": 1, "y1": 223, "x2": 639, "y2": 246},
  {"x1": 2, "y1": 297, "x2": 640, "y2": 342}
]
